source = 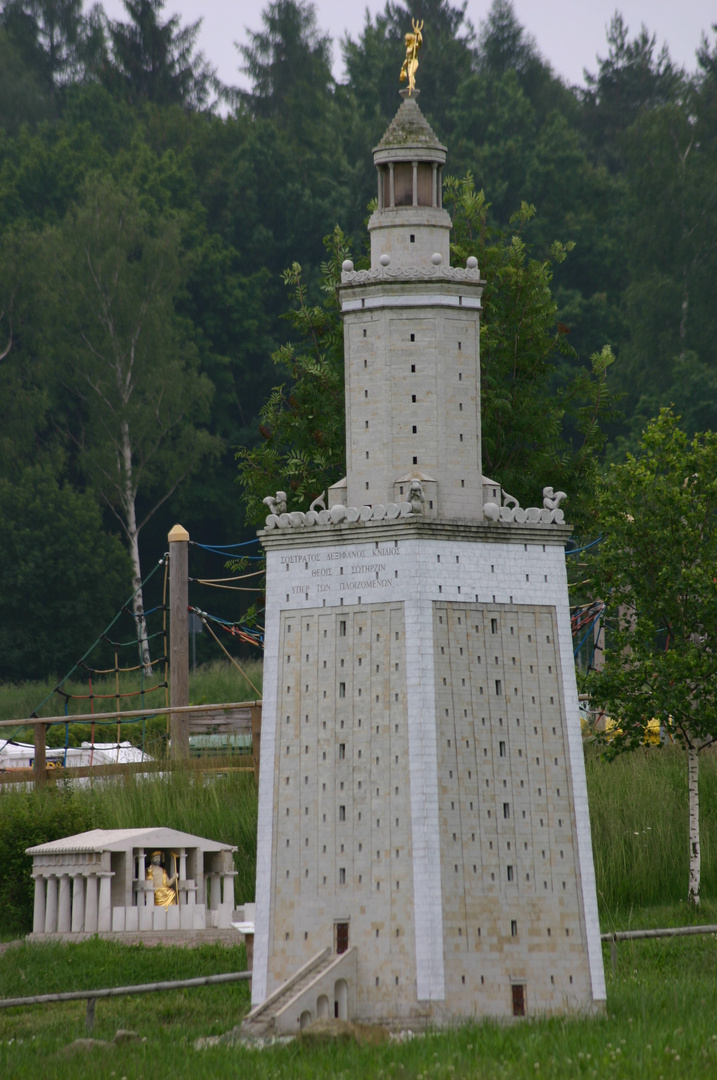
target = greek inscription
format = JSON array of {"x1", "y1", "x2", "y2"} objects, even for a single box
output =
[{"x1": 340, "y1": 579, "x2": 393, "y2": 591}]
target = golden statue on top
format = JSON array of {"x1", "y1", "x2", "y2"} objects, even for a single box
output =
[{"x1": 399, "y1": 19, "x2": 424, "y2": 95}]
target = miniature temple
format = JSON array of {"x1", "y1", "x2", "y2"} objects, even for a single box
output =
[
  {"x1": 27, "y1": 827, "x2": 237, "y2": 937},
  {"x1": 243, "y1": 42, "x2": 605, "y2": 1034}
]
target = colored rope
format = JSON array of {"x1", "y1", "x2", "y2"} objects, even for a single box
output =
[
  {"x1": 190, "y1": 570, "x2": 265, "y2": 578},
  {"x1": 189, "y1": 606, "x2": 265, "y2": 648},
  {"x1": 122, "y1": 604, "x2": 166, "y2": 618},
  {"x1": 31, "y1": 558, "x2": 165, "y2": 718},
  {"x1": 101, "y1": 630, "x2": 165, "y2": 648},
  {"x1": 189, "y1": 581, "x2": 264, "y2": 592},
  {"x1": 565, "y1": 536, "x2": 602, "y2": 555},
  {"x1": 191, "y1": 538, "x2": 261, "y2": 551},
  {"x1": 193, "y1": 610, "x2": 261, "y2": 696}
]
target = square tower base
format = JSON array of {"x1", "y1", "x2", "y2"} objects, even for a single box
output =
[{"x1": 253, "y1": 519, "x2": 606, "y2": 1026}]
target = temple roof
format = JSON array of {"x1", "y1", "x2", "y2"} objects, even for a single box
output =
[
  {"x1": 26, "y1": 827, "x2": 236, "y2": 855},
  {"x1": 374, "y1": 94, "x2": 446, "y2": 154}
]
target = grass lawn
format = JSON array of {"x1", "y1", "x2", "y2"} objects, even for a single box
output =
[
  {"x1": 3, "y1": 920, "x2": 717, "y2": 1079},
  {"x1": 3, "y1": 706, "x2": 717, "y2": 1075}
]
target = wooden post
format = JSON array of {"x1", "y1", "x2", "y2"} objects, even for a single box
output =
[
  {"x1": 251, "y1": 703, "x2": 262, "y2": 786},
  {"x1": 33, "y1": 723, "x2": 47, "y2": 786},
  {"x1": 86, "y1": 996, "x2": 96, "y2": 1034},
  {"x1": 168, "y1": 524, "x2": 190, "y2": 760}
]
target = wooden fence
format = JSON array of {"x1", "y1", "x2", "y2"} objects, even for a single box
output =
[
  {"x1": 0, "y1": 970, "x2": 252, "y2": 1034},
  {"x1": 0, "y1": 701, "x2": 262, "y2": 786},
  {"x1": 600, "y1": 923, "x2": 717, "y2": 975}
]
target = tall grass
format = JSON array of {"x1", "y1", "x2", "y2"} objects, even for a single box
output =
[
  {"x1": 587, "y1": 744, "x2": 717, "y2": 915},
  {"x1": 93, "y1": 768, "x2": 258, "y2": 903}
]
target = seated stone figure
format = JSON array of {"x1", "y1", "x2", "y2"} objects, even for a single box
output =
[{"x1": 146, "y1": 851, "x2": 177, "y2": 908}]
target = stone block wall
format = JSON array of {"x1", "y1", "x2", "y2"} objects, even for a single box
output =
[
  {"x1": 343, "y1": 299, "x2": 482, "y2": 518},
  {"x1": 252, "y1": 523, "x2": 605, "y2": 1020}
]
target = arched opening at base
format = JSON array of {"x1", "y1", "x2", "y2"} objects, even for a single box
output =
[{"x1": 334, "y1": 978, "x2": 348, "y2": 1020}]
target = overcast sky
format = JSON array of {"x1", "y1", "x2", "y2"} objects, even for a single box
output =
[{"x1": 101, "y1": 1, "x2": 714, "y2": 92}]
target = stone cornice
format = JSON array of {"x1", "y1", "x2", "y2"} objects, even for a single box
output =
[
  {"x1": 259, "y1": 518, "x2": 573, "y2": 551},
  {"x1": 340, "y1": 264, "x2": 485, "y2": 288}
]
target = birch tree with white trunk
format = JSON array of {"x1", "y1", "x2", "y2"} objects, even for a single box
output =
[
  {"x1": 48, "y1": 177, "x2": 220, "y2": 672},
  {"x1": 586, "y1": 409, "x2": 717, "y2": 906}
]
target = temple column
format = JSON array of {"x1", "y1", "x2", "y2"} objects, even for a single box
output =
[
  {"x1": 98, "y1": 873, "x2": 113, "y2": 932},
  {"x1": 85, "y1": 873, "x2": 99, "y2": 933},
  {"x1": 218, "y1": 873, "x2": 236, "y2": 927},
  {"x1": 412, "y1": 160, "x2": 418, "y2": 206},
  {"x1": 377, "y1": 166, "x2": 384, "y2": 209},
  {"x1": 431, "y1": 162, "x2": 438, "y2": 207},
  {"x1": 388, "y1": 162, "x2": 395, "y2": 207},
  {"x1": 179, "y1": 849, "x2": 187, "y2": 904},
  {"x1": 71, "y1": 874, "x2": 85, "y2": 933},
  {"x1": 57, "y1": 874, "x2": 72, "y2": 933},
  {"x1": 137, "y1": 849, "x2": 146, "y2": 904},
  {"x1": 32, "y1": 874, "x2": 46, "y2": 935},
  {"x1": 44, "y1": 875, "x2": 58, "y2": 934}
]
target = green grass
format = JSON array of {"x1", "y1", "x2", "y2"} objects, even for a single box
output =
[
  {"x1": 2, "y1": 930, "x2": 717, "y2": 1078},
  {"x1": 3, "y1": 690, "x2": 717, "y2": 1074}
]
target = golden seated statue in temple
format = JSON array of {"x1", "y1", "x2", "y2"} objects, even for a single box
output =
[{"x1": 146, "y1": 851, "x2": 177, "y2": 908}]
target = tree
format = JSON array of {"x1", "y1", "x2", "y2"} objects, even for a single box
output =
[
  {"x1": 0, "y1": 0, "x2": 105, "y2": 100},
  {"x1": 446, "y1": 175, "x2": 617, "y2": 516},
  {"x1": 44, "y1": 176, "x2": 220, "y2": 671},
  {"x1": 580, "y1": 12, "x2": 681, "y2": 172},
  {"x1": 0, "y1": 226, "x2": 52, "y2": 478},
  {"x1": 236, "y1": 226, "x2": 347, "y2": 526},
  {"x1": 586, "y1": 409, "x2": 717, "y2": 905},
  {"x1": 0, "y1": 27, "x2": 52, "y2": 132},
  {"x1": 237, "y1": 184, "x2": 617, "y2": 528},
  {"x1": 0, "y1": 463, "x2": 132, "y2": 680},
  {"x1": 238, "y1": 0, "x2": 333, "y2": 133},
  {"x1": 617, "y1": 93, "x2": 717, "y2": 435},
  {"x1": 105, "y1": 0, "x2": 216, "y2": 109},
  {"x1": 237, "y1": 0, "x2": 354, "y2": 236}
]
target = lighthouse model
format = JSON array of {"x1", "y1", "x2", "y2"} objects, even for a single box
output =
[{"x1": 244, "y1": 35, "x2": 605, "y2": 1033}]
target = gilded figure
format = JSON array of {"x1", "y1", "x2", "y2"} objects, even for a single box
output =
[
  {"x1": 399, "y1": 19, "x2": 424, "y2": 94},
  {"x1": 147, "y1": 851, "x2": 177, "y2": 908}
]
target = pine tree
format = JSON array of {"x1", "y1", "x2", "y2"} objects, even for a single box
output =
[{"x1": 106, "y1": 0, "x2": 216, "y2": 109}]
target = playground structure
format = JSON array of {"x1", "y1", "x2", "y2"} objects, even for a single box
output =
[{"x1": 0, "y1": 525, "x2": 265, "y2": 786}]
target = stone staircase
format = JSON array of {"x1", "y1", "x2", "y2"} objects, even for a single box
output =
[{"x1": 242, "y1": 947, "x2": 357, "y2": 1037}]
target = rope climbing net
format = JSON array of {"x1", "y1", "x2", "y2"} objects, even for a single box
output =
[
  {"x1": 4, "y1": 559, "x2": 170, "y2": 765},
  {"x1": 187, "y1": 536, "x2": 265, "y2": 697}
]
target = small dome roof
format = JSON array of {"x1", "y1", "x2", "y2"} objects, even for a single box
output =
[{"x1": 373, "y1": 93, "x2": 446, "y2": 161}]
